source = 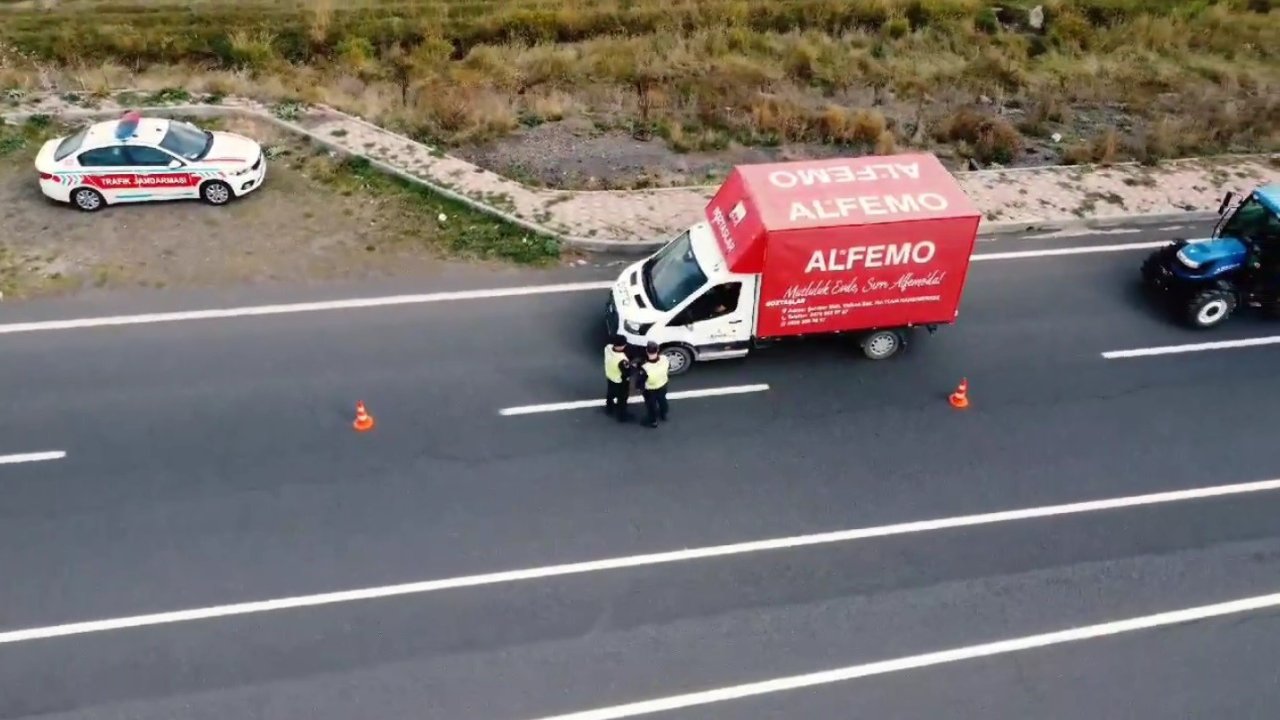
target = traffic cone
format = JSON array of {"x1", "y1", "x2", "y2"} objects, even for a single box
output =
[
  {"x1": 353, "y1": 401, "x2": 376, "y2": 432},
  {"x1": 948, "y1": 379, "x2": 970, "y2": 409}
]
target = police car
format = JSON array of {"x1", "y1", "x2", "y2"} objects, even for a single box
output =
[{"x1": 34, "y1": 111, "x2": 266, "y2": 212}]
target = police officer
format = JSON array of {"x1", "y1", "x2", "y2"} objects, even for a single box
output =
[
  {"x1": 603, "y1": 334, "x2": 633, "y2": 421},
  {"x1": 636, "y1": 341, "x2": 670, "y2": 428}
]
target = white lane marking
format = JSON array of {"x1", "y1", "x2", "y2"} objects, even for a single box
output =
[
  {"x1": 499, "y1": 384, "x2": 770, "y2": 416},
  {"x1": 970, "y1": 240, "x2": 1164, "y2": 261},
  {"x1": 0, "y1": 281, "x2": 613, "y2": 335},
  {"x1": 526, "y1": 590, "x2": 1280, "y2": 720},
  {"x1": 1102, "y1": 335, "x2": 1280, "y2": 359},
  {"x1": 0, "y1": 451, "x2": 66, "y2": 465},
  {"x1": 0, "y1": 240, "x2": 1166, "y2": 335},
  {"x1": 2, "y1": 476, "x2": 1278, "y2": 645}
]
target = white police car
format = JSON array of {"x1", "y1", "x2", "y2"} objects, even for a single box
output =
[{"x1": 34, "y1": 111, "x2": 266, "y2": 212}]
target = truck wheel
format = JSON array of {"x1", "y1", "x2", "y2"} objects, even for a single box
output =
[
  {"x1": 1185, "y1": 288, "x2": 1236, "y2": 328},
  {"x1": 861, "y1": 330, "x2": 902, "y2": 360},
  {"x1": 660, "y1": 345, "x2": 695, "y2": 376}
]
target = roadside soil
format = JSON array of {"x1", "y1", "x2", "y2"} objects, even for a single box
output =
[{"x1": 451, "y1": 116, "x2": 1076, "y2": 190}]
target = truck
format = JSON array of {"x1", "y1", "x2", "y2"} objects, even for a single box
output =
[
  {"x1": 1139, "y1": 184, "x2": 1280, "y2": 328},
  {"x1": 605, "y1": 153, "x2": 983, "y2": 375}
]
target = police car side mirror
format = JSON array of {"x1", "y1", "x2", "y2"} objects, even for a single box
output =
[{"x1": 168, "y1": 159, "x2": 182, "y2": 169}]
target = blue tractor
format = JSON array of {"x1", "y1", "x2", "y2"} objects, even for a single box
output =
[{"x1": 1140, "y1": 184, "x2": 1280, "y2": 328}]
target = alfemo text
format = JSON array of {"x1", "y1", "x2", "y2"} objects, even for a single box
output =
[
  {"x1": 805, "y1": 241, "x2": 937, "y2": 273},
  {"x1": 789, "y1": 192, "x2": 949, "y2": 222},
  {"x1": 767, "y1": 162, "x2": 922, "y2": 188}
]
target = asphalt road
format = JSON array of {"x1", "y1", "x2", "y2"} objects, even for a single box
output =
[{"x1": 3, "y1": 223, "x2": 1280, "y2": 719}]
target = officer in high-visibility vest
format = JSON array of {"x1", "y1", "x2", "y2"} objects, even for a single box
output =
[
  {"x1": 637, "y1": 341, "x2": 670, "y2": 428},
  {"x1": 603, "y1": 334, "x2": 633, "y2": 421}
]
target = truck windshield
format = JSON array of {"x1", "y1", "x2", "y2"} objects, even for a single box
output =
[
  {"x1": 644, "y1": 230, "x2": 708, "y2": 312},
  {"x1": 1221, "y1": 196, "x2": 1280, "y2": 243}
]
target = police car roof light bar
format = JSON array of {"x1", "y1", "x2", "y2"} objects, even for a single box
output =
[{"x1": 116, "y1": 110, "x2": 142, "y2": 140}]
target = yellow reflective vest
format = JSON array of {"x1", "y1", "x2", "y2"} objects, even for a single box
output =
[
  {"x1": 643, "y1": 356, "x2": 669, "y2": 390},
  {"x1": 604, "y1": 346, "x2": 627, "y2": 383}
]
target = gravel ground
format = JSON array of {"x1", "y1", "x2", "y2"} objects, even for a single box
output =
[{"x1": 450, "y1": 113, "x2": 1073, "y2": 191}]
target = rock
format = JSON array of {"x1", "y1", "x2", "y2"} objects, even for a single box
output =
[
  {"x1": 978, "y1": 94, "x2": 993, "y2": 105},
  {"x1": 1028, "y1": 5, "x2": 1045, "y2": 30}
]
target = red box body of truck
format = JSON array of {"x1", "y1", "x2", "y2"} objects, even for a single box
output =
[{"x1": 704, "y1": 153, "x2": 982, "y2": 338}]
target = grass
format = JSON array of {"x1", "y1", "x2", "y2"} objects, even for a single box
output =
[
  {"x1": 285, "y1": 149, "x2": 560, "y2": 264},
  {"x1": 0, "y1": 0, "x2": 1277, "y2": 168},
  {"x1": 0, "y1": 114, "x2": 58, "y2": 158}
]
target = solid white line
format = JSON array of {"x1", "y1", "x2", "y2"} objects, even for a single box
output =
[
  {"x1": 1102, "y1": 335, "x2": 1280, "y2": 359},
  {"x1": 0, "y1": 451, "x2": 66, "y2": 465},
  {"x1": 526, "y1": 590, "x2": 1280, "y2": 720},
  {"x1": 0, "y1": 240, "x2": 1165, "y2": 336},
  {"x1": 0, "y1": 281, "x2": 613, "y2": 335},
  {"x1": 2, "y1": 476, "x2": 1278, "y2": 645},
  {"x1": 970, "y1": 240, "x2": 1164, "y2": 261},
  {"x1": 499, "y1": 384, "x2": 770, "y2": 416}
]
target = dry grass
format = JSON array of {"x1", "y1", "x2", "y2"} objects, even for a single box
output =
[{"x1": 1, "y1": 0, "x2": 1278, "y2": 164}]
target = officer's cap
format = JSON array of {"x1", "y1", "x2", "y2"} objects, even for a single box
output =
[
  {"x1": 645, "y1": 341, "x2": 659, "y2": 353},
  {"x1": 610, "y1": 334, "x2": 626, "y2": 347}
]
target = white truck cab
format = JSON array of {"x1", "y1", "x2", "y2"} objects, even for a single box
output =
[{"x1": 607, "y1": 221, "x2": 757, "y2": 374}]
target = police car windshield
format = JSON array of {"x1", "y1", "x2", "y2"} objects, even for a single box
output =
[
  {"x1": 159, "y1": 121, "x2": 213, "y2": 160},
  {"x1": 644, "y1": 230, "x2": 707, "y2": 312},
  {"x1": 1221, "y1": 196, "x2": 1280, "y2": 243}
]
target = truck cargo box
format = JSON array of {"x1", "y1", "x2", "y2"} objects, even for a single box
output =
[{"x1": 704, "y1": 153, "x2": 981, "y2": 339}]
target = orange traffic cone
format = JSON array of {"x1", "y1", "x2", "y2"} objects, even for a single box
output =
[
  {"x1": 353, "y1": 401, "x2": 376, "y2": 432},
  {"x1": 948, "y1": 379, "x2": 970, "y2": 409}
]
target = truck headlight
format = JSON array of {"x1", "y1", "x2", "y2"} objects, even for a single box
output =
[
  {"x1": 1176, "y1": 248, "x2": 1201, "y2": 269},
  {"x1": 623, "y1": 320, "x2": 651, "y2": 334}
]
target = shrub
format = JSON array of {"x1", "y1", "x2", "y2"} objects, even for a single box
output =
[{"x1": 936, "y1": 107, "x2": 1024, "y2": 164}]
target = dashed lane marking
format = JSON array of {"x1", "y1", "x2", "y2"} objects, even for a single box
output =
[
  {"x1": 1102, "y1": 335, "x2": 1280, "y2": 359},
  {"x1": 0, "y1": 451, "x2": 66, "y2": 465}
]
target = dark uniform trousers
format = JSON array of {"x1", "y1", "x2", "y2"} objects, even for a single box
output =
[
  {"x1": 605, "y1": 379, "x2": 631, "y2": 419},
  {"x1": 642, "y1": 385, "x2": 668, "y2": 425}
]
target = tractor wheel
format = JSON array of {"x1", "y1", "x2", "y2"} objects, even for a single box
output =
[{"x1": 1185, "y1": 288, "x2": 1237, "y2": 329}]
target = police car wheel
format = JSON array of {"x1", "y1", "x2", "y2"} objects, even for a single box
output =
[
  {"x1": 661, "y1": 345, "x2": 694, "y2": 376},
  {"x1": 200, "y1": 180, "x2": 233, "y2": 206},
  {"x1": 72, "y1": 188, "x2": 105, "y2": 212}
]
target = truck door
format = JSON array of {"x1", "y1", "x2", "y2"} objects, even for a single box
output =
[{"x1": 667, "y1": 281, "x2": 753, "y2": 359}]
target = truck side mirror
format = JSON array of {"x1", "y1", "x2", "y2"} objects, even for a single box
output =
[{"x1": 1218, "y1": 191, "x2": 1236, "y2": 215}]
